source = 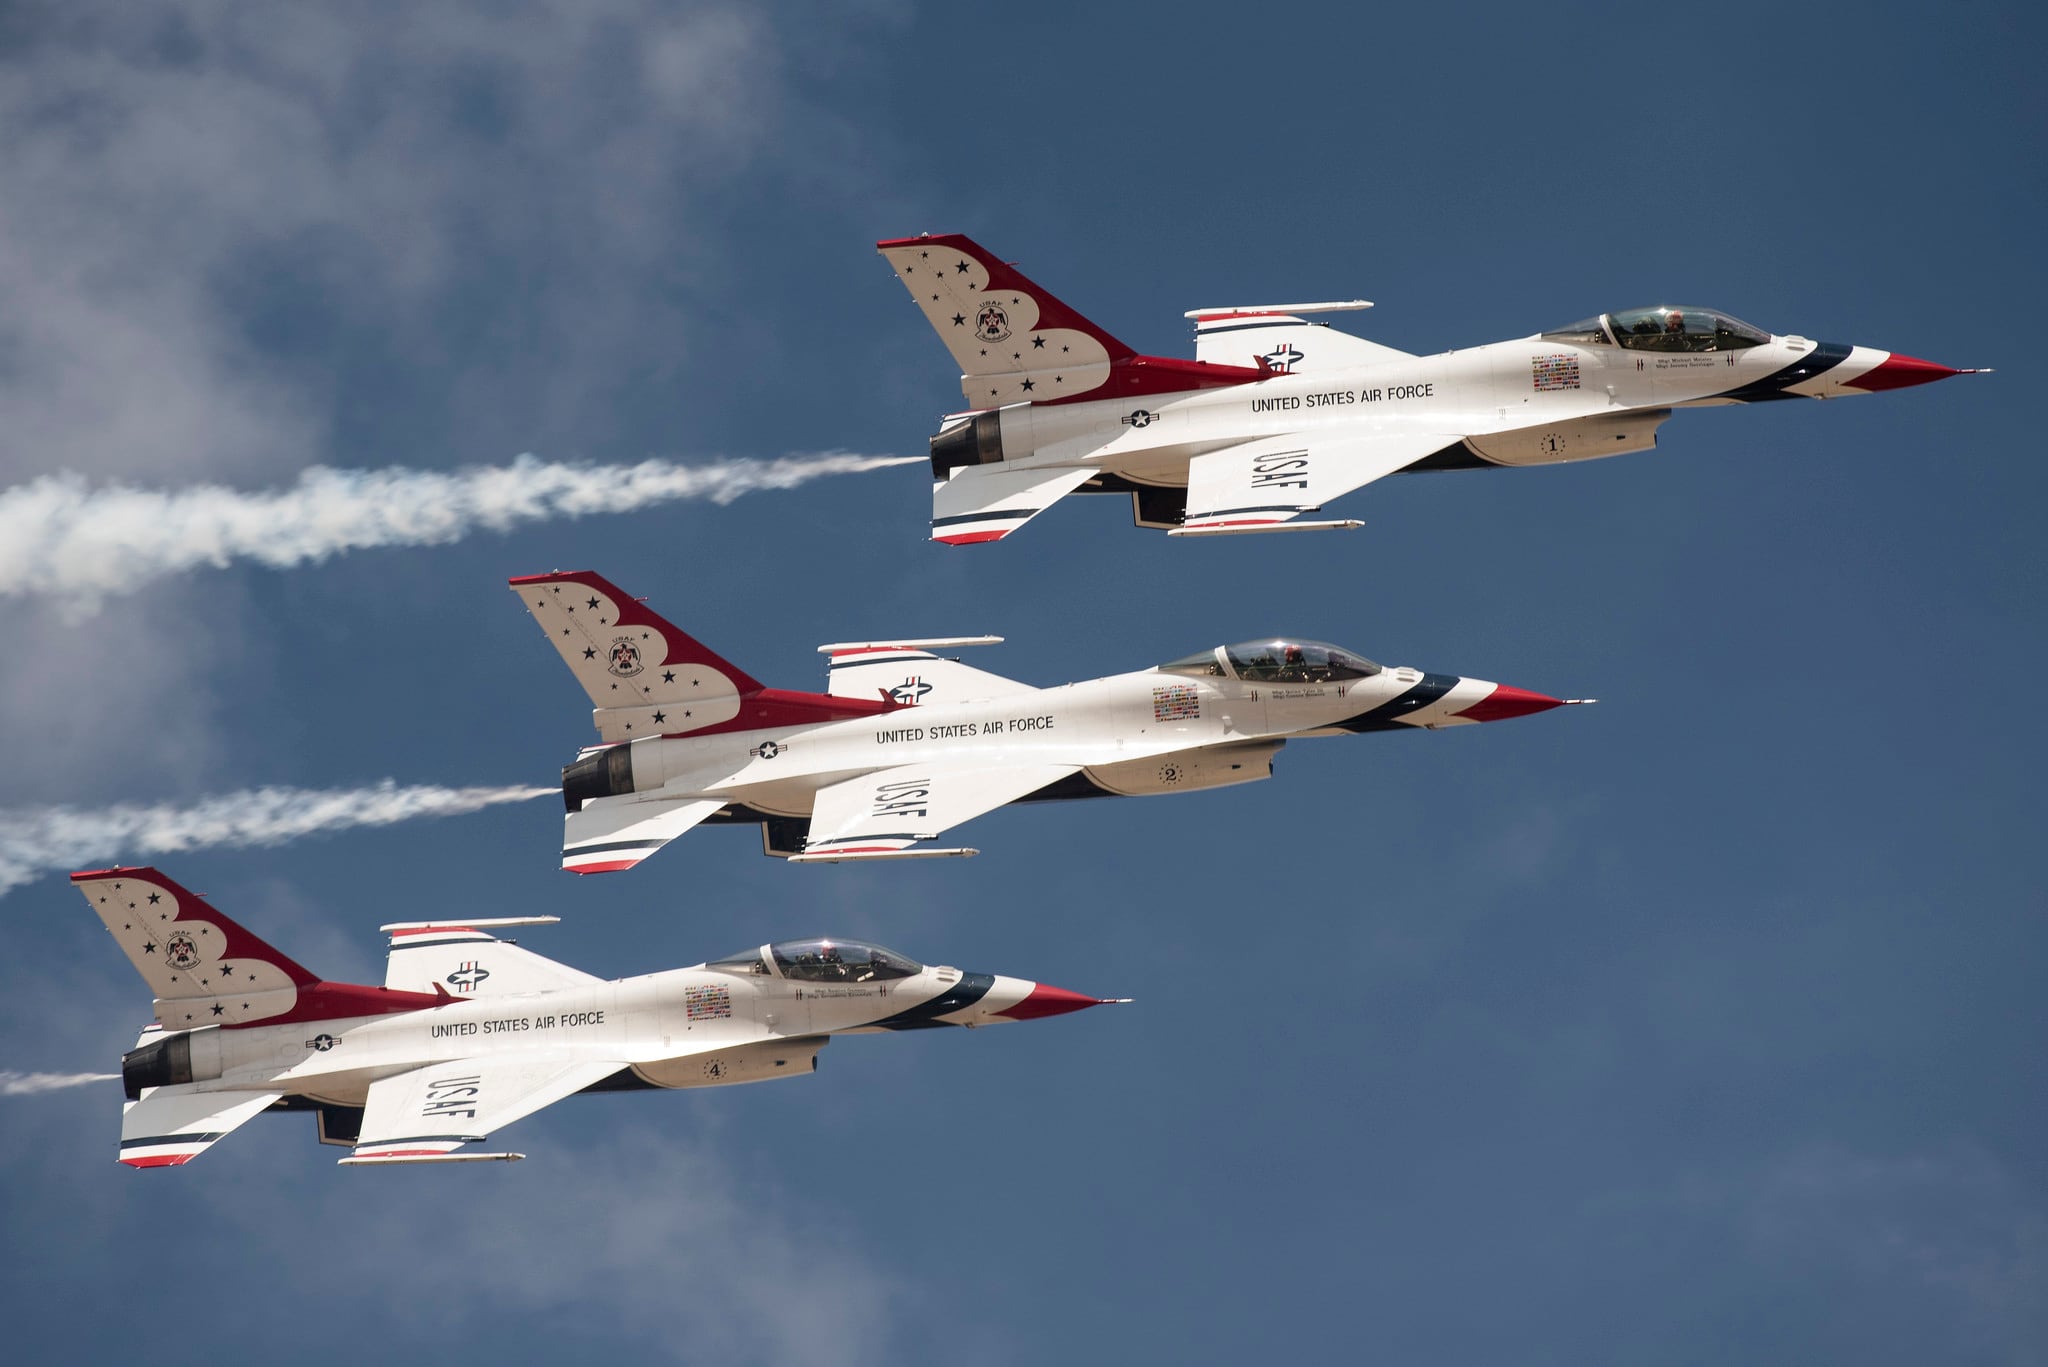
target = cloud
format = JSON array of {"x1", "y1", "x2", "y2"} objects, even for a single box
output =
[
  {"x1": 0, "y1": 451, "x2": 916, "y2": 608},
  {"x1": 0, "y1": 780, "x2": 554, "y2": 898},
  {"x1": 0, "y1": 1071, "x2": 120, "y2": 1096}
]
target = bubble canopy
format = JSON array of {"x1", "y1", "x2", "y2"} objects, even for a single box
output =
[
  {"x1": 706, "y1": 939, "x2": 923, "y2": 982},
  {"x1": 1160, "y1": 640, "x2": 1381, "y2": 684},
  {"x1": 1541, "y1": 307, "x2": 1771, "y2": 353}
]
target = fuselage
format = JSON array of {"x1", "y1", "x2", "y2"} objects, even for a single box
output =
[
  {"x1": 964, "y1": 324, "x2": 1912, "y2": 490},
  {"x1": 585, "y1": 650, "x2": 1556, "y2": 820},
  {"x1": 126, "y1": 953, "x2": 1056, "y2": 1109}
]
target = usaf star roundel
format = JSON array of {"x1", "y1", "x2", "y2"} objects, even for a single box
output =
[
  {"x1": 164, "y1": 931, "x2": 202, "y2": 970},
  {"x1": 607, "y1": 638, "x2": 645, "y2": 678},
  {"x1": 976, "y1": 303, "x2": 1012, "y2": 343}
]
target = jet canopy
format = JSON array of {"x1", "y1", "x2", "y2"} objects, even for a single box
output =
[
  {"x1": 1541, "y1": 307, "x2": 1771, "y2": 353},
  {"x1": 1160, "y1": 640, "x2": 1381, "y2": 684},
  {"x1": 707, "y1": 939, "x2": 923, "y2": 983}
]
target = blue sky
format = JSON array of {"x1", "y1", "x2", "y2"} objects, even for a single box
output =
[{"x1": 3, "y1": 3, "x2": 2043, "y2": 1363}]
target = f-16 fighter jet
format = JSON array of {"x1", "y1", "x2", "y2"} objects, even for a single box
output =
[
  {"x1": 511, "y1": 570, "x2": 1586, "y2": 871},
  {"x1": 75, "y1": 865, "x2": 1116, "y2": 1167},
  {"x1": 878, "y1": 232, "x2": 1985, "y2": 542}
]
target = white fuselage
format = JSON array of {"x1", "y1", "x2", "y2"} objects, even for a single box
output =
[
  {"x1": 145, "y1": 959, "x2": 1034, "y2": 1108},
  {"x1": 620, "y1": 661, "x2": 1491, "y2": 818},
  {"x1": 982, "y1": 330, "x2": 1871, "y2": 485}
]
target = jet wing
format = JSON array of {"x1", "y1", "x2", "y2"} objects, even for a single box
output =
[
  {"x1": 120, "y1": 1087, "x2": 284, "y2": 1168},
  {"x1": 930, "y1": 464, "x2": 1096, "y2": 545},
  {"x1": 561, "y1": 793, "x2": 728, "y2": 874},
  {"x1": 1173, "y1": 430, "x2": 1457, "y2": 534},
  {"x1": 794, "y1": 763, "x2": 1080, "y2": 861},
  {"x1": 345, "y1": 1055, "x2": 627, "y2": 1163}
]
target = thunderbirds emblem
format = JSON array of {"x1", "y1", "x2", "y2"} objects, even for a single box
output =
[
  {"x1": 164, "y1": 932, "x2": 202, "y2": 971},
  {"x1": 607, "y1": 638, "x2": 644, "y2": 678},
  {"x1": 976, "y1": 303, "x2": 1012, "y2": 343}
]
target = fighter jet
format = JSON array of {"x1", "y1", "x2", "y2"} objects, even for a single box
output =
[
  {"x1": 511, "y1": 570, "x2": 1587, "y2": 870},
  {"x1": 76, "y1": 865, "x2": 1116, "y2": 1167},
  {"x1": 878, "y1": 232, "x2": 1986, "y2": 542}
]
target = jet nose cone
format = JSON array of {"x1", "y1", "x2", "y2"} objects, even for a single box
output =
[
  {"x1": 992, "y1": 982, "x2": 1123, "y2": 1021},
  {"x1": 1844, "y1": 352, "x2": 1977, "y2": 393},
  {"x1": 1452, "y1": 682, "x2": 1568, "y2": 723}
]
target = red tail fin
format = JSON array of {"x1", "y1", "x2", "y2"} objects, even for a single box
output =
[{"x1": 72, "y1": 867, "x2": 441, "y2": 1028}]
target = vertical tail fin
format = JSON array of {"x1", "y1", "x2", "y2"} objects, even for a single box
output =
[
  {"x1": 878, "y1": 233, "x2": 1269, "y2": 410},
  {"x1": 509, "y1": 570, "x2": 764, "y2": 743},
  {"x1": 73, "y1": 867, "x2": 441, "y2": 1029}
]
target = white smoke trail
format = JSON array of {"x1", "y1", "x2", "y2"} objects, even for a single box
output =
[
  {"x1": 0, "y1": 780, "x2": 554, "y2": 899},
  {"x1": 1, "y1": 1071, "x2": 119, "y2": 1096},
  {"x1": 0, "y1": 451, "x2": 918, "y2": 606}
]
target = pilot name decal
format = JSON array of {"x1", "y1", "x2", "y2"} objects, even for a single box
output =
[
  {"x1": 430, "y1": 1010, "x2": 606, "y2": 1038},
  {"x1": 685, "y1": 984, "x2": 732, "y2": 1021},
  {"x1": 1152, "y1": 684, "x2": 1201, "y2": 721},
  {"x1": 1252, "y1": 383, "x2": 1435, "y2": 413},
  {"x1": 1532, "y1": 354, "x2": 1582, "y2": 391},
  {"x1": 876, "y1": 715, "x2": 1057, "y2": 746}
]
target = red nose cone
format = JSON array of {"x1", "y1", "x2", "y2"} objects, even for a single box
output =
[
  {"x1": 1844, "y1": 353, "x2": 1962, "y2": 392},
  {"x1": 1454, "y1": 683, "x2": 1567, "y2": 723},
  {"x1": 994, "y1": 983, "x2": 1108, "y2": 1021}
]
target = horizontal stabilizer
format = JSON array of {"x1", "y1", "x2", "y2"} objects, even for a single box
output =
[
  {"x1": 562, "y1": 794, "x2": 728, "y2": 874},
  {"x1": 931, "y1": 463, "x2": 1095, "y2": 545},
  {"x1": 120, "y1": 1087, "x2": 283, "y2": 1168}
]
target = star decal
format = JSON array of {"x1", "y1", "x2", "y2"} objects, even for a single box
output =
[
  {"x1": 951, "y1": 314, "x2": 965, "y2": 327},
  {"x1": 930, "y1": 293, "x2": 939, "y2": 302},
  {"x1": 583, "y1": 647, "x2": 597, "y2": 659},
  {"x1": 1061, "y1": 344, "x2": 1070, "y2": 353},
  {"x1": 212, "y1": 1005, "x2": 224, "y2": 1016},
  {"x1": 920, "y1": 250, "x2": 929, "y2": 258},
  {"x1": 662, "y1": 670, "x2": 675, "y2": 683},
  {"x1": 587, "y1": 596, "x2": 599, "y2": 609},
  {"x1": 1020, "y1": 379, "x2": 1035, "y2": 392},
  {"x1": 652, "y1": 711, "x2": 666, "y2": 724},
  {"x1": 1033, "y1": 336, "x2": 1045, "y2": 349},
  {"x1": 955, "y1": 261, "x2": 969, "y2": 274},
  {"x1": 219, "y1": 965, "x2": 233, "y2": 977},
  {"x1": 143, "y1": 942, "x2": 157, "y2": 954},
  {"x1": 565, "y1": 604, "x2": 574, "y2": 613}
]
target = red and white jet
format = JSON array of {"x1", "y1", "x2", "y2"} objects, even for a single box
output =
[
  {"x1": 878, "y1": 232, "x2": 1985, "y2": 542},
  {"x1": 511, "y1": 570, "x2": 1587, "y2": 871},
  {"x1": 75, "y1": 866, "x2": 1116, "y2": 1167}
]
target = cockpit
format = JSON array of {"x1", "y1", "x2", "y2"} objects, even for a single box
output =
[
  {"x1": 706, "y1": 939, "x2": 923, "y2": 983},
  {"x1": 1541, "y1": 307, "x2": 1771, "y2": 354},
  {"x1": 1159, "y1": 640, "x2": 1381, "y2": 684}
]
